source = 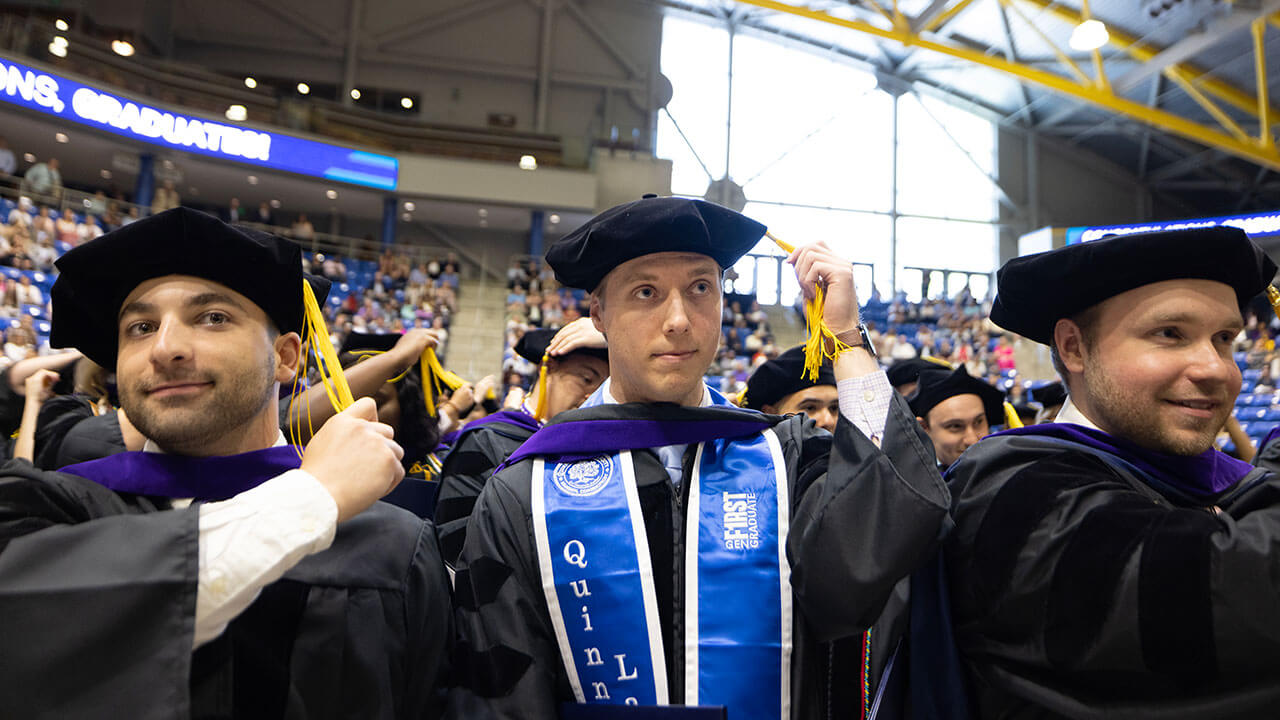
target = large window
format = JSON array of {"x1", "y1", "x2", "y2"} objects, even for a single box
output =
[{"x1": 656, "y1": 13, "x2": 1000, "y2": 306}]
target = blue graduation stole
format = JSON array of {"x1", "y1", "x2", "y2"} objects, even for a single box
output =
[{"x1": 532, "y1": 387, "x2": 791, "y2": 719}]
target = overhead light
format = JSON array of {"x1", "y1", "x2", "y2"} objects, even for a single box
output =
[
  {"x1": 297, "y1": 82, "x2": 310, "y2": 95},
  {"x1": 111, "y1": 39, "x2": 134, "y2": 57},
  {"x1": 478, "y1": 208, "x2": 489, "y2": 218},
  {"x1": 247, "y1": 175, "x2": 259, "y2": 185},
  {"x1": 22, "y1": 153, "x2": 35, "y2": 163},
  {"x1": 54, "y1": 19, "x2": 68, "y2": 31},
  {"x1": 350, "y1": 88, "x2": 361, "y2": 100},
  {"x1": 224, "y1": 104, "x2": 247, "y2": 121},
  {"x1": 519, "y1": 154, "x2": 538, "y2": 170},
  {"x1": 244, "y1": 77, "x2": 257, "y2": 89},
  {"x1": 47, "y1": 41, "x2": 66, "y2": 57},
  {"x1": 401, "y1": 97, "x2": 414, "y2": 109},
  {"x1": 269, "y1": 199, "x2": 281, "y2": 208},
  {"x1": 54, "y1": 132, "x2": 68, "y2": 143},
  {"x1": 401, "y1": 212, "x2": 412, "y2": 222},
  {"x1": 479, "y1": 219, "x2": 488, "y2": 227},
  {"x1": 403, "y1": 201, "x2": 415, "y2": 212},
  {"x1": 549, "y1": 213, "x2": 561, "y2": 224},
  {"x1": 1069, "y1": 19, "x2": 1109, "y2": 51},
  {"x1": 325, "y1": 189, "x2": 338, "y2": 199},
  {"x1": 99, "y1": 169, "x2": 112, "y2": 179}
]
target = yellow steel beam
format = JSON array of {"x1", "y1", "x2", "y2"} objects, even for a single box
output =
[
  {"x1": 1080, "y1": 0, "x2": 1109, "y2": 91},
  {"x1": 997, "y1": 0, "x2": 1090, "y2": 85},
  {"x1": 1255, "y1": 18, "x2": 1274, "y2": 148},
  {"x1": 1016, "y1": 0, "x2": 1280, "y2": 123},
  {"x1": 1164, "y1": 69, "x2": 1251, "y2": 143},
  {"x1": 920, "y1": 0, "x2": 974, "y2": 33},
  {"x1": 730, "y1": 0, "x2": 1280, "y2": 171}
]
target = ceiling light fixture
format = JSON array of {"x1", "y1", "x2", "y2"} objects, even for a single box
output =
[
  {"x1": 47, "y1": 40, "x2": 67, "y2": 57},
  {"x1": 549, "y1": 213, "x2": 561, "y2": 224},
  {"x1": 225, "y1": 104, "x2": 247, "y2": 121},
  {"x1": 1069, "y1": 19, "x2": 1109, "y2": 51},
  {"x1": 350, "y1": 88, "x2": 361, "y2": 100},
  {"x1": 111, "y1": 39, "x2": 134, "y2": 57},
  {"x1": 297, "y1": 82, "x2": 310, "y2": 95},
  {"x1": 247, "y1": 175, "x2": 259, "y2": 185},
  {"x1": 403, "y1": 201, "x2": 416, "y2": 212},
  {"x1": 54, "y1": 19, "x2": 68, "y2": 31},
  {"x1": 518, "y1": 154, "x2": 538, "y2": 170},
  {"x1": 401, "y1": 97, "x2": 414, "y2": 109},
  {"x1": 54, "y1": 132, "x2": 68, "y2": 143},
  {"x1": 244, "y1": 77, "x2": 257, "y2": 89},
  {"x1": 325, "y1": 189, "x2": 338, "y2": 200}
]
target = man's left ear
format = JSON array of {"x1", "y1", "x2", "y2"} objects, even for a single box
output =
[{"x1": 274, "y1": 332, "x2": 303, "y2": 383}]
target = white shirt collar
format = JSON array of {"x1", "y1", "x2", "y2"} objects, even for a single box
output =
[
  {"x1": 143, "y1": 430, "x2": 289, "y2": 454},
  {"x1": 1052, "y1": 396, "x2": 1103, "y2": 432},
  {"x1": 600, "y1": 377, "x2": 712, "y2": 408}
]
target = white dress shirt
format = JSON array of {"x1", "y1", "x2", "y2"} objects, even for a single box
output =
[
  {"x1": 147, "y1": 432, "x2": 338, "y2": 648},
  {"x1": 1053, "y1": 396, "x2": 1102, "y2": 431}
]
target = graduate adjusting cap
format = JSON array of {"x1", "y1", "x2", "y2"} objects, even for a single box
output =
[
  {"x1": 545, "y1": 195, "x2": 766, "y2": 291},
  {"x1": 991, "y1": 226, "x2": 1277, "y2": 345},
  {"x1": 514, "y1": 328, "x2": 608, "y2": 365},
  {"x1": 908, "y1": 365, "x2": 1004, "y2": 426},
  {"x1": 51, "y1": 207, "x2": 329, "y2": 367},
  {"x1": 743, "y1": 345, "x2": 835, "y2": 411}
]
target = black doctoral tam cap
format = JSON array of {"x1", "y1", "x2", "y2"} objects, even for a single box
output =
[
  {"x1": 52, "y1": 207, "x2": 329, "y2": 367},
  {"x1": 1032, "y1": 381, "x2": 1067, "y2": 408},
  {"x1": 514, "y1": 328, "x2": 608, "y2": 365},
  {"x1": 886, "y1": 356, "x2": 952, "y2": 390},
  {"x1": 742, "y1": 345, "x2": 835, "y2": 411},
  {"x1": 340, "y1": 332, "x2": 401, "y2": 355},
  {"x1": 991, "y1": 226, "x2": 1276, "y2": 345},
  {"x1": 908, "y1": 365, "x2": 1004, "y2": 425},
  {"x1": 545, "y1": 195, "x2": 766, "y2": 291}
]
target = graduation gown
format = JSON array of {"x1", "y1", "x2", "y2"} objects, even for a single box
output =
[
  {"x1": 448, "y1": 395, "x2": 950, "y2": 719},
  {"x1": 54, "y1": 409, "x2": 128, "y2": 467},
  {"x1": 435, "y1": 411, "x2": 540, "y2": 567},
  {"x1": 0, "y1": 457, "x2": 452, "y2": 719},
  {"x1": 945, "y1": 429, "x2": 1280, "y2": 718}
]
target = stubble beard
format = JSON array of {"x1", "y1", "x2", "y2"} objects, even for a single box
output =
[
  {"x1": 123, "y1": 355, "x2": 277, "y2": 455},
  {"x1": 1083, "y1": 361, "x2": 1220, "y2": 456}
]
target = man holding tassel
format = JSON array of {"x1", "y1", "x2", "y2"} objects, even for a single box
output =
[
  {"x1": 449, "y1": 195, "x2": 949, "y2": 719},
  {"x1": 0, "y1": 208, "x2": 451, "y2": 718}
]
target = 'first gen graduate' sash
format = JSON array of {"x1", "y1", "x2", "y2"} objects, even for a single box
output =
[{"x1": 532, "y1": 428, "x2": 791, "y2": 718}]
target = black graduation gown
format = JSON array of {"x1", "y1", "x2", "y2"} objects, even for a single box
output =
[
  {"x1": 945, "y1": 432, "x2": 1280, "y2": 718},
  {"x1": 0, "y1": 458, "x2": 452, "y2": 719},
  {"x1": 54, "y1": 409, "x2": 128, "y2": 467},
  {"x1": 448, "y1": 396, "x2": 950, "y2": 719},
  {"x1": 434, "y1": 418, "x2": 538, "y2": 567}
]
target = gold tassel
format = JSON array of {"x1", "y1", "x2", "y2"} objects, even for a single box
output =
[
  {"x1": 1267, "y1": 285, "x2": 1280, "y2": 321},
  {"x1": 302, "y1": 279, "x2": 354, "y2": 411},
  {"x1": 767, "y1": 231, "x2": 851, "y2": 382},
  {"x1": 420, "y1": 346, "x2": 465, "y2": 418},
  {"x1": 1003, "y1": 401, "x2": 1024, "y2": 429},
  {"x1": 532, "y1": 352, "x2": 551, "y2": 421}
]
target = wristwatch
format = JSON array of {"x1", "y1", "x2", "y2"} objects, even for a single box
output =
[{"x1": 836, "y1": 323, "x2": 877, "y2": 358}]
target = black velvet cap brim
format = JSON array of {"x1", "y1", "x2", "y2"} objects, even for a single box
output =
[
  {"x1": 886, "y1": 356, "x2": 952, "y2": 388},
  {"x1": 546, "y1": 196, "x2": 766, "y2": 292},
  {"x1": 341, "y1": 332, "x2": 401, "y2": 355},
  {"x1": 743, "y1": 346, "x2": 836, "y2": 411},
  {"x1": 51, "y1": 207, "x2": 327, "y2": 368},
  {"x1": 514, "y1": 328, "x2": 608, "y2": 365},
  {"x1": 908, "y1": 365, "x2": 1004, "y2": 425},
  {"x1": 991, "y1": 226, "x2": 1276, "y2": 345}
]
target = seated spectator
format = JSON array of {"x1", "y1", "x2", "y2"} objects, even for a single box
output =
[
  {"x1": 4, "y1": 325, "x2": 37, "y2": 362},
  {"x1": 7, "y1": 197, "x2": 32, "y2": 228},
  {"x1": 255, "y1": 201, "x2": 273, "y2": 225},
  {"x1": 291, "y1": 212, "x2": 315, "y2": 240},
  {"x1": 12, "y1": 275, "x2": 43, "y2": 307},
  {"x1": 80, "y1": 214, "x2": 104, "y2": 243},
  {"x1": 121, "y1": 206, "x2": 140, "y2": 226},
  {"x1": 31, "y1": 206, "x2": 54, "y2": 242},
  {"x1": 0, "y1": 135, "x2": 14, "y2": 177},
  {"x1": 439, "y1": 264, "x2": 460, "y2": 291},
  {"x1": 56, "y1": 209, "x2": 80, "y2": 245},
  {"x1": 28, "y1": 237, "x2": 56, "y2": 272}
]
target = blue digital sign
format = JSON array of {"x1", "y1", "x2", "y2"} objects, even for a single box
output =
[
  {"x1": 1066, "y1": 209, "x2": 1280, "y2": 244},
  {"x1": 0, "y1": 55, "x2": 398, "y2": 190}
]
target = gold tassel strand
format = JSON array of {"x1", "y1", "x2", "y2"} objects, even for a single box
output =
[
  {"x1": 301, "y1": 279, "x2": 354, "y2": 411},
  {"x1": 767, "y1": 231, "x2": 852, "y2": 381},
  {"x1": 1267, "y1": 285, "x2": 1280, "y2": 321},
  {"x1": 532, "y1": 352, "x2": 551, "y2": 421},
  {"x1": 1003, "y1": 401, "x2": 1024, "y2": 429}
]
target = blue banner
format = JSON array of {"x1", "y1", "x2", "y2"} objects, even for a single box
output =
[
  {"x1": 1066, "y1": 209, "x2": 1280, "y2": 244},
  {"x1": 0, "y1": 55, "x2": 397, "y2": 190}
]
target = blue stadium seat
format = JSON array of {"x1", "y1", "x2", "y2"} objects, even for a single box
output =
[
  {"x1": 1223, "y1": 440, "x2": 1237, "y2": 455},
  {"x1": 1248, "y1": 394, "x2": 1274, "y2": 406},
  {"x1": 1264, "y1": 408, "x2": 1280, "y2": 422},
  {"x1": 1244, "y1": 368, "x2": 1263, "y2": 381},
  {"x1": 1234, "y1": 352, "x2": 1249, "y2": 369},
  {"x1": 1241, "y1": 379, "x2": 1257, "y2": 394},
  {"x1": 1243, "y1": 407, "x2": 1268, "y2": 421},
  {"x1": 35, "y1": 320, "x2": 50, "y2": 335},
  {"x1": 21, "y1": 304, "x2": 44, "y2": 319}
]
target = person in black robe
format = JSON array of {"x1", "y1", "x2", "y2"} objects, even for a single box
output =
[
  {"x1": 944, "y1": 226, "x2": 1280, "y2": 717},
  {"x1": 0, "y1": 208, "x2": 451, "y2": 719},
  {"x1": 740, "y1": 345, "x2": 838, "y2": 433},
  {"x1": 907, "y1": 365, "x2": 1005, "y2": 473},
  {"x1": 449, "y1": 196, "x2": 949, "y2": 718},
  {"x1": 435, "y1": 319, "x2": 608, "y2": 567}
]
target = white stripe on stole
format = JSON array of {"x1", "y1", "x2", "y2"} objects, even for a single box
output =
[
  {"x1": 763, "y1": 428, "x2": 794, "y2": 720},
  {"x1": 532, "y1": 458, "x2": 586, "y2": 702},
  {"x1": 620, "y1": 450, "x2": 671, "y2": 704},
  {"x1": 684, "y1": 442, "x2": 706, "y2": 706}
]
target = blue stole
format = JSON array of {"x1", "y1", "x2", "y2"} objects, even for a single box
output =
[{"x1": 532, "y1": 384, "x2": 791, "y2": 718}]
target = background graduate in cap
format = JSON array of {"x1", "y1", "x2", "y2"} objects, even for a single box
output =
[
  {"x1": 449, "y1": 195, "x2": 949, "y2": 719},
  {"x1": 886, "y1": 355, "x2": 952, "y2": 397},
  {"x1": 943, "y1": 226, "x2": 1280, "y2": 717},
  {"x1": 0, "y1": 208, "x2": 451, "y2": 718},
  {"x1": 908, "y1": 365, "x2": 1006, "y2": 471},
  {"x1": 435, "y1": 317, "x2": 607, "y2": 567},
  {"x1": 740, "y1": 344, "x2": 838, "y2": 432}
]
